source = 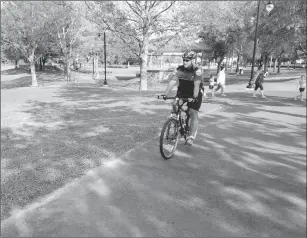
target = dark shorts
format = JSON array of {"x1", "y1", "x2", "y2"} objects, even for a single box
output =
[
  {"x1": 254, "y1": 82, "x2": 263, "y2": 91},
  {"x1": 209, "y1": 85, "x2": 214, "y2": 89},
  {"x1": 177, "y1": 92, "x2": 203, "y2": 112},
  {"x1": 299, "y1": 88, "x2": 305, "y2": 92}
]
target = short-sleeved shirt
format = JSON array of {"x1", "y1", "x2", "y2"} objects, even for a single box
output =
[
  {"x1": 255, "y1": 71, "x2": 265, "y2": 84},
  {"x1": 173, "y1": 64, "x2": 203, "y2": 98},
  {"x1": 209, "y1": 77, "x2": 215, "y2": 86},
  {"x1": 299, "y1": 79, "x2": 306, "y2": 88}
]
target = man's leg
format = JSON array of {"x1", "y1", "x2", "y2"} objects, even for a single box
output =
[
  {"x1": 170, "y1": 99, "x2": 177, "y2": 118},
  {"x1": 221, "y1": 85, "x2": 226, "y2": 96},
  {"x1": 215, "y1": 85, "x2": 221, "y2": 93},
  {"x1": 211, "y1": 89, "x2": 215, "y2": 97},
  {"x1": 259, "y1": 83, "x2": 266, "y2": 98},
  {"x1": 253, "y1": 84, "x2": 259, "y2": 97},
  {"x1": 298, "y1": 88, "x2": 305, "y2": 101},
  {"x1": 186, "y1": 108, "x2": 198, "y2": 146},
  {"x1": 252, "y1": 89, "x2": 257, "y2": 97}
]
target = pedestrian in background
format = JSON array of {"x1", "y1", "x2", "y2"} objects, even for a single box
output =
[
  {"x1": 252, "y1": 68, "x2": 268, "y2": 98},
  {"x1": 214, "y1": 66, "x2": 226, "y2": 96},
  {"x1": 208, "y1": 74, "x2": 215, "y2": 97},
  {"x1": 294, "y1": 75, "x2": 306, "y2": 101}
]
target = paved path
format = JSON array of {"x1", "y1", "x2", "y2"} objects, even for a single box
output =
[{"x1": 1, "y1": 83, "x2": 306, "y2": 236}]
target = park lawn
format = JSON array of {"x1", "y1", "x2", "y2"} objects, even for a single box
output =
[
  {"x1": 1, "y1": 65, "x2": 67, "y2": 90},
  {"x1": 1, "y1": 66, "x2": 305, "y2": 221},
  {"x1": 1, "y1": 83, "x2": 171, "y2": 221}
]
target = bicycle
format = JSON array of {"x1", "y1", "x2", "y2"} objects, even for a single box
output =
[{"x1": 157, "y1": 95, "x2": 194, "y2": 160}]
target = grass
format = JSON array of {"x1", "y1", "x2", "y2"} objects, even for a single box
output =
[
  {"x1": 1, "y1": 65, "x2": 67, "y2": 90},
  {"x1": 1, "y1": 82, "x2": 171, "y2": 220}
]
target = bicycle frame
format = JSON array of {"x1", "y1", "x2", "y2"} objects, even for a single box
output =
[{"x1": 158, "y1": 96, "x2": 191, "y2": 138}]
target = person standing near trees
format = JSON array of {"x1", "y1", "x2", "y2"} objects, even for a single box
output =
[
  {"x1": 208, "y1": 74, "x2": 216, "y2": 97},
  {"x1": 252, "y1": 66, "x2": 268, "y2": 98},
  {"x1": 294, "y1": 75, "x2": 306, "y2": 101},
  {"x1": 214, "y1": 66, "x2": 226, "y2": 96}
]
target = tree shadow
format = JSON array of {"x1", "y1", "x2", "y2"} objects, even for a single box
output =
[
  {"x1": 1, "y1": 85, "x2": 305, "y2": 237},
  {"x1": 1, "y1": 67, "x2": 66, "y2": 89},
  {"x1": 1, "y1": 65, "x2": 29, "y2": 75},
  {"x1": 210, "y1": 92, "x2": 306, "y2": 108},
  {"x1": 1, "y1": 85, "x2": 170, "y2": 221}
]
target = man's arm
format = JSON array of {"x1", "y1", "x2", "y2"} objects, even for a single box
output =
[
  {"x1": 165, "y1": 74, "x2": 178, "y2": 96},
  {"x1": 193, "y1": 80, "x2": 201, "y2": 98},
  {"x1": 252, "y1": 70, "x2": 260, "y2": 82}
]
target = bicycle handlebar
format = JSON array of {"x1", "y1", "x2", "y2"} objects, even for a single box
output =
[{"x1": 157, "y1": 95, "x2": 194, "y2": 101}]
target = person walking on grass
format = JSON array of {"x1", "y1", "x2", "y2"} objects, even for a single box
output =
[
  {"x1": 214, "y1": 66, "x2": 226, "y2": 96},
  {"x1": 294, "y1": 75, "x2": 306, "y2": 101},
  {"x1": 208, "y1": 74, "x2": 215, "y2": 97},
  {"x1": 252, "y1": 66, "x2": 268, "y2": 98}
]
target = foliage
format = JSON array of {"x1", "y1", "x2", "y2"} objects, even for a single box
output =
[{"x1": 85, "y1": 1, "x2": 177, "y2": 90}]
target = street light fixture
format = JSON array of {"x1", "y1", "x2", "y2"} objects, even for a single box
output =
[
  {"x1": 266, "y1": 1, "x2": 274, "y2": 13},
  {"x1": 247, "y1": 0, "x2": 274, "y2": 88}
]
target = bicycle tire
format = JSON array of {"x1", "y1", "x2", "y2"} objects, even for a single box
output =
[{"x1": 159, "y1": 118, "x2": 179, "y2": 160}]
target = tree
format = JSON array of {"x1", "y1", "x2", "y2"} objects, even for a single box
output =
[
  {"x1": 196, "y1": 1, "x2": 251, "y2": 73},
  {"x1": 44, "y1": 2, "x2": 89, "y2": 81},
  {"x1": 1, "y1": 1, "x2": 50, "y2": 86},
  {"x1": 85, "y1": 1, "x2": 176, "y2": 90},
  {"x1": 254, "y1": 0, "x2": 306, "y2": 72}
]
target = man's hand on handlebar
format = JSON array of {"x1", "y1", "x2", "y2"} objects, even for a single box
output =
[
  {"x1": 157, "y1": 95, "x2": 168, "y2": 100},
  {"x1": 188, "y1": 97, "x2": 198, "y2": 103},
  {"x1": 158, "y1": 95, "x2": 196, "y2": 102}
]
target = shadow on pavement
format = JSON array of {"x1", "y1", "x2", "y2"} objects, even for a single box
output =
[{"x1": 1, "y1": 86, "x2": 306, "y2": 237}]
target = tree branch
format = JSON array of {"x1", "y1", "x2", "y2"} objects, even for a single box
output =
[
  {"x1": 299, "y1": 43, "x2": 307, "y2": 54},
  {"x1": 125, "y1": 1, "x2": 144, "y2": 21},
  {"x1": 151, "y1": 1, "x2": 175, "y2": 23}
]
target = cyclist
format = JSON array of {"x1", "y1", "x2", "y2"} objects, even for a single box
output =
[{"x1": 164, "y1": 50, "x2": 204, "y2": 146}]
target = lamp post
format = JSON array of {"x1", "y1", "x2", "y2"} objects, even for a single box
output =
[
  {"x1": 98, "y1": 31, "x2": 108, "y2": 86},
  {"x1": 248, "y1": 0, "x2": 274, "y2": 87}
]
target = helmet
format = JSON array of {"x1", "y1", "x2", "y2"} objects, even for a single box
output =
[{"x1": 182, "y1": 50, "x2": 196, "y2": 60}]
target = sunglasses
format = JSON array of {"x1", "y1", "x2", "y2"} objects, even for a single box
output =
[{"x1": 183, "y1": 59, "x2": 191, "y2": 62}]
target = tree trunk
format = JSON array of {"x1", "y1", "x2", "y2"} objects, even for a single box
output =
[
  {"x1": 216, "y1": 58, "x2": 223, "y2": 74},
  {"x1": 273, "y1": 59, "x2": 276, "y2": 72},
  {"x1": 269, "y1": 55, "x2": 272, "y2": 68},
  {"x1": 236, "y1": 54, "x2": 240, "y2": 74},
  {"x1": 264, "y1": 54, "x2": 269, "y2": 72},
  {"x1": 15, "y1": 59, "x2": 19, "y2": 69},
  {"x1": 28, "y1": 49, "x2": 38, "y2": 87},
  {"x1": 42, "y1": 57, "x2": 47, "y2": 71},
  {"x1": 140, "y1": 36, "x2": 149, "y2": 91},
  {"x1": 39, "y1": 58, "x2": 43, "y2": 71},
  {"x1": 277, "y1": 57, "x2": 282, "y2": 73},
  {"x1": 230, "y1": 51, "x2": 234, "y2": 72},
  {"x1": 225, "y1": 54, "x2": 229, "y2": 72},
  {"x1": 65, "y1": 56, "x2": 71, "y2": 81},
  {"x1": 95, "y1": 54, "x2": 99, "y2": 79}
]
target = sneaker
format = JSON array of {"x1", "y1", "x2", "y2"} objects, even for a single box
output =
[
  {"x1": 186, "y1": 137, "x2": 194, "y2": 146},
  {"x1": 252, "y1": 95, "x2": 257, "y2": 98},
  {"x1": 221, "y1": 94, "x2": 226, "y2": 97},
  {"x1": 294, "y1": 97, "x2": 297, "y2": 100},
  {"x1": 261, "y1": 95, "x2": 267, "y2": 99}
]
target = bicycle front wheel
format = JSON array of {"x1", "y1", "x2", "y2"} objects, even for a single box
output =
[{"x1": 159, "y1": 118, "x2": 179, "y2": 160}]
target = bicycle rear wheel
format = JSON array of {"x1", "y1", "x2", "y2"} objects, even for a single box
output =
[{"x1": 159, "y1": 118, "x2": 179, "y2": 160}]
